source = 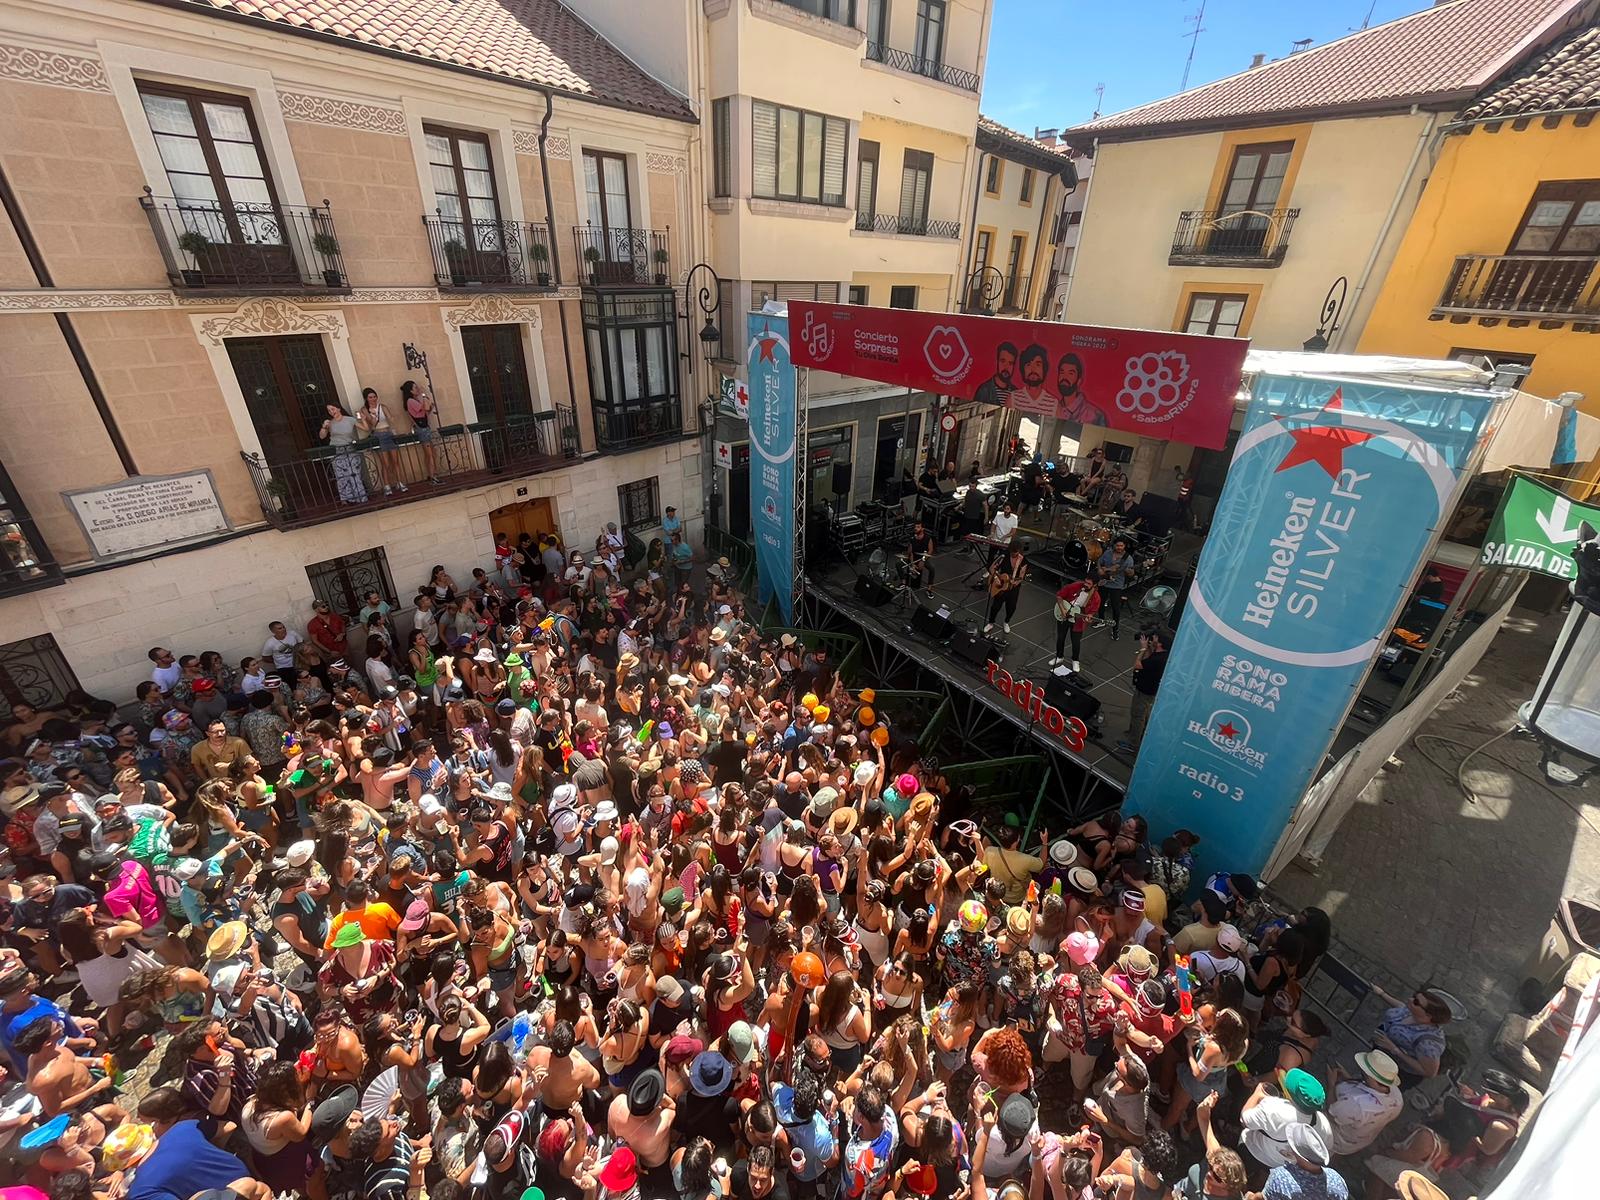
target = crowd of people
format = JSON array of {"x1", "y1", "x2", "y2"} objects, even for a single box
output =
[{"x1": 0, "y1": 524, "x2": 1527, "y2": 1200}]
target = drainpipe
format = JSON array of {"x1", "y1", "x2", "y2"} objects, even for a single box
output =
[
  {"x1": 1337, "y1": 109, "x2": 1437, "y2": 352},
  {"x1": 0, "y1": 163, "x2": 137, "y2": 476},
  {"x1": 964, "y1": 150, "x2": 987, "y2": 282},
  {"x1": 537, "y1": 88, "x2": 583, "y2": 452},
  {"x1": 1029, "y1": 169, "x2": 1051, "y2": 316},
  {"x1": 1056, "y1": 139, "x2": 1099, "y2": 321}
]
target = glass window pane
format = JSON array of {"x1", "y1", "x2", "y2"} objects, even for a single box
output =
[
  {"x1": 155, "y1": 133, "x2": 208, "y2": 175},
  {"x1": 215, "y1": 140, "x2": 266, "y2": 178},
  {"x1": 586, "y1": 328, "x2": 606, "y2": 402},
  {"x1": 464, "y1": 168, "x2": 496, "y2": 201},
  {"x1": 460, "y1": 139, "x2": 491, "y2": 171},
  {"x1": 141, "y1": 93, "x2": 196, "y2": 136},
  {"x1": 802, "y1": 113, "x2": 823, "y2": 202},
  {"x1": 426, "y1": 133, "x2": 455, "y2": 164},
  {"x1": 645, "y1": 327, "x2": 667, "y2": 395},
  {"x1": 1527, "y1": 200, "x2": 1572, "y2": 227},
  {"x1": 431, "y1": 164, "x2": 461, "y2": 200},
  {"x1": 584, "y1": 155, "x2": 604, "y2": 226},
  {"x1": 1561, "y1": 224, "x2": 1600, "y2": 254},
  {"x1": 227, "y1": 178, "x2": 272, "y2": 208},
  {"x1": 1218, "y1": 299, "x2": 1246, "y2": 327},
  {"x1": 824, "y1": 117, "x2": 847, "y2": 205},
  {"x1": 614, "y1": 329, "x2": 638, "y2": 402},
  {"x1": 172, "y1": 173, "x2": 222, "y2": 205},
  {"x1": 435, "y1": 193, "x2": 463, "y2": 222},
  {"x1": 202, "y1": 102, "x2": 252, "y2": 142},
  {"x1": 778, "y1": 108, "x2": 800, "y2": 197},
  {"x1": 468, "y1": 198, "x2": 499, "y2": 226}
]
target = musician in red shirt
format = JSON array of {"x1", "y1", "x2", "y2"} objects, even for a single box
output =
[{"x1": 1052, "y1": 576, "x2": 1100, "y2": 674}]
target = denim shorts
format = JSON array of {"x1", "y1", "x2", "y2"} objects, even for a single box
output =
[
  {"x1": 376, "y1": 431, "x2": 397, "y2": 450},
  {"x1": 414, "y1": 424, "x2": 436, "y2": 443}
]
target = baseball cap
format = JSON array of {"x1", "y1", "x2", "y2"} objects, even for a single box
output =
[
  {"x1": 998, "y1": 1092, "x2": 1034, "y2": 1139},
  {"x1": 1215, "y1": 923, "x2": 1245, "y2": 952},
  {"x1": 310, "y1": 1085, "x2": 360, "y2": 1145},
  {"x1": 285, "y1": 839, "x2": 316, "y2": 867},
  {"x1": 726, "y1": 1020, "x2": 761, "y2": 1064},
  {"x1": 399, "y1": 899, "x2": 430, "y2": 932},
  {"x1": 654, "y1": 975, "x2": 685, "y2": 1004}
]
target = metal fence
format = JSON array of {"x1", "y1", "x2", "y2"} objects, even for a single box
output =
[
  {"x1": 141, "y1": 192, "x2": 347, "y2": 289},
  {"x1": 424, "y1": 216, "x2": 557, "y2": 289},
  {"x1": 1169, "y1": 207, "x2": 1299, "y2": 265},
  {"x1": 574, "y1": 225, "x2": 671, "y2": 287},
  {"x1": 865, "y1": 41, "x2": 981, "y2": 92}
]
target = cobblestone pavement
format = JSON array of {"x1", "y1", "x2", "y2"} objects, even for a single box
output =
[{"x1": 1273, "y1": 604, "x2": 1600, "y2": 1082}]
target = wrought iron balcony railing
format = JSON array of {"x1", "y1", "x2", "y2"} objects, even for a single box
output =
[
  {"x1": 865, "y1": 41, "x2": 981, "y2": 93},
  {"x1": 574, "y1": 225, "x2": 672, "y2": 287},
  {"x1": 961, "y1": 270, "x2": 1031, "y2": 314},
  {"x1": 141, "y1": 191, "x2": 348, "y2": 290},
  {"x1": 423, "y1": 217, "x2": 557, "y2": 290},
  {"x1": 854, "y1": 212, "x2": 960, "y2": 239},
  {"x1": 1169, "y1": 207, "x2": 1299, "y2": 266},
  {"x1": 241, "y1": 408, "x2": 578, "y2": 530},
  {"x1": 1435, "y1": 253, "x2": 1600, "y2": 323},
  {"x1": 593, "y1": 399, "x2": 685, "y2": 453}
]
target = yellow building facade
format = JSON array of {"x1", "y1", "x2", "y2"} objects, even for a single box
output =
[{"x1": 1359, "y1": 32, "x2": 1600, "y2": 419}]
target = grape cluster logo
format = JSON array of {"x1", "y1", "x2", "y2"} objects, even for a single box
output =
[{"x1": 1117, "y1": 350, "x2": 1191, "y2": 416}]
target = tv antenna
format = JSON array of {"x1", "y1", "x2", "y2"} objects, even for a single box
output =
[
  {"x1": 1180, "y1": 0, "x2": 1208, "y2": 90},
  {"x1": 1358, "y1": 0, "x2": 1379, "y2": 31},
  {"x1": 1092, "y1": 82, "x2": 1105, "y2": 120}
]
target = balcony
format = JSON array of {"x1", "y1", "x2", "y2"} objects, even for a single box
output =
[
  {"x1": 961, "y1": 271, "x2": 1032, "y2": 315},
  {"x1": 1433, "y1": 254, "x2": 1600, "y2": 325},
  {"x1": 141, "y1": 192, "x2": 349, "y2": 291},
  {"x1": 423, "y1": 216, "x2": 557, "y2": 290},
  {"x1": 593, "y1": 399, "x2": 685, "y2": 454},
  {"x1": 865, "y1": 41, "x2": 981, "y2": 93},
  {"x1": 573, "y1": 225, "x2": 672, "y2": 288},
  {"x1": 1169, "y1": 207, "x2": 1298, "y2": 268},
  {"x1": 0, "y1": 464, "x2": 61, "y2": 598},
  {"x1": 854, "y1": 212, "x2": 960, "y2": 239},
  {"x1": 241, "y1": 409, "x2": 579, "y2": 531}
]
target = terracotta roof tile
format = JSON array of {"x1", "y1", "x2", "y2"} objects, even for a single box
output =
[
  {"x1": 1461, "y1": 21, "x2": 1600, "y2": 119},
  {"x1": 167, "y1": 0, "x2": 695, "y2": 120},
  {"x1": 1068, "y1": 0, "x2": 1587, "y2": 141}
]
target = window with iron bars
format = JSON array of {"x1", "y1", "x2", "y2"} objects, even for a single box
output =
[
  {"x1": 618, "y1": 477, "x2": 662, "y2": 531},
  {"x1": 306, "y1": 547, "x2": 398, "y2": 616}
]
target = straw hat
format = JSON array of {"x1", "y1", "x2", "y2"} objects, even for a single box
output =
[{"x1": 205, "y1": 920, "x2": 248, "y2": 961}]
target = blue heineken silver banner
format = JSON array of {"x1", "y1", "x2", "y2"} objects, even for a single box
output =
[
  {"x1": 1126, "y1": 373, "x2": 1497, "y2": 876},
  {"x1": 747, "y1": 313, "x2": 796, "y2": 622}
]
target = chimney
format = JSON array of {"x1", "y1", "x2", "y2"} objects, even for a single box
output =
[
  {"x1": 1034, "y1": 127, "x2": 1059, "y2": 146},
  {"x1": 1248, "y1": 53, "x2": 1265, "y2": 69}
]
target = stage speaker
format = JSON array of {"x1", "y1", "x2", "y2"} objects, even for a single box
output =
[
  {"x1": 1044, "y1": 672, "x2": 1102, "y2": 723},
  {"x1": 854, "y1": 575, "x2": 894, "y2": 606},
  {"x1": 950, "y1": 625, "x2": 1000, "y2": 666},
  {"x1": 911, "y1": 603, "x2": 951, "y2": 640},
  {"x1": 832, "y1": 462, "x2": 853, "y2": 496},
  {"x1": 1135, "y1": 494, "x2": 1180, "y2": 538}
]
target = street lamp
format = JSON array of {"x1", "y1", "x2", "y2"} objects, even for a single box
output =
[
  {"x1": 1303, "y1": 276, "x2": 1348, "y2": 353},
  {"x1": 683, "y1": 262, "x2": 723, "y2": 366}
]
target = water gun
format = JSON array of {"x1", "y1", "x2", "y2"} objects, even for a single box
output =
[
  {"x1": 99, "y1": 1053, "x2": 125, "y2": 1087},
  {"x1": 635, "y1": 719, "x2": 655, "y2": 745},
  {"x1": 1174, "y1": 954, "x2": 1194, "y2": 1018},
  {"x1": 282, "y1": 731, "x2": 300, "y2": 754},
  {"x1": 1026, "y1": 880, "x2": 1039, "y2": 905}
]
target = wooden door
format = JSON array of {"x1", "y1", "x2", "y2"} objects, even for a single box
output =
[{"x1": 489, "y1": 498, "x2": 557, "y2": 546}]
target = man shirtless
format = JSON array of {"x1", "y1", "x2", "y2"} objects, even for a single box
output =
[
  {"x1": 526, "y1": 1019, "x2": 602, "y2": 1115},
  {"x1": 608, "y1": 1067, "x2": 676, "y2": 1171},
  {"x1": 357, "y1": 746, "x2": 411, "y2": 811},
  {"x1": 15, "y1": 1016, "x2": 121, "y2": 1122}
]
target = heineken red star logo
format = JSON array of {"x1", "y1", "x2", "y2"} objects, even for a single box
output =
[
  {"x1": 757, "y1": 326, "x2": 779, "y2": 363},
  {"x1": 1215, "y1": 720, "x2": 1239, "y2": 739},
  {"x1": 1274, "y1": 388, "x2": 1375, "y2": 479}
]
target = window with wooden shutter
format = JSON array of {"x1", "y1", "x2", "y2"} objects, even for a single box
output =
[
  {"x1": 752, "y1": 100, "x2": 848, "y2": 206},
  {"x1": 857, "y1": 140, "x2": 879, "y2": 221},
  {"x1": 900, "y1": 150, "x2": 933, "y2": 231}
]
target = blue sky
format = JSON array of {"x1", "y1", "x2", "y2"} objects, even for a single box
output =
[{"x1": 981, "y1": 0, "x2": 1436, "y2": 135}]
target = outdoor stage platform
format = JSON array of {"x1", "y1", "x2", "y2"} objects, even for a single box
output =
[{"x1": 802, "y1": 521, "x2": 1204, "y2": 803}]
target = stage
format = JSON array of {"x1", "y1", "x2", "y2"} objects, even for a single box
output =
[{"x1": 804, "y1": 513, "x2": 1205, "y2": 792}]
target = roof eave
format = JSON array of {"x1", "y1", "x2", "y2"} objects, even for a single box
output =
[
  {"x1": 975, "y1": 128, "x2": 1070, "y2": 173},
  {"x1": 1064, "y1": 91, "x2": 1474, "y2": 146},
  {"x1": 135, "y1": 0, "x2": 700, "y2": 124}
]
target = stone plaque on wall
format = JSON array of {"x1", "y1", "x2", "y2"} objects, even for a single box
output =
[{"x1": 63, "y1": 471, "x2": 232, "y2": 561}]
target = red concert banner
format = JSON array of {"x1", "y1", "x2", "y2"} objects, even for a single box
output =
[{"x1": 787, "y1": 301, "x2": 1248, "y2": 451}]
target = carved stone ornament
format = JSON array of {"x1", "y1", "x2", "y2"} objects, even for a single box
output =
[
  {"x1": 443, "y1": 294, "x2": 544, "y2": 332},
  {"x1": 0, "y1": 43, "x2": 110, "y2": 91},
  {"x1": 279, "y1": 91, "x2": 406, "y2": 136},
  {"x1": 197, "y1": 297, "x2": 345, "y2": 345}
]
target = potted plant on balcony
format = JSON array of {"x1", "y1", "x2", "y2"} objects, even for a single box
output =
[
  {"x1": 311, "y1": 231, "x2": 344, "y2": 288},
  {"x1": 263, "y1": 477, "x2": 296, "y2": 521},
  {"x1": 443, "y1": 237, "x2": 469, "y2": 287},
  {"x1": 652, "y1": 246, "x2": 669, "y2": 286},
  {"x1": 530, "y1": 240, "x2": 553, "y2": 288},
  {"x1": 583, "y1": 244, "x2": 603, "y2": 284},
  {"x1": 175, "y1": 229, "x2": 211, "y2": 287}
]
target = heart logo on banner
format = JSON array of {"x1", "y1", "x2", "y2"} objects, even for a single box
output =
[{"x1": 923, "y1": 325, "x2": 973, "y2": 387}]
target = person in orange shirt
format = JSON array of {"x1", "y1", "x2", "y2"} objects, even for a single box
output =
[{"x1": 323, "y1": 879, "x2": 401, "y2": 948}]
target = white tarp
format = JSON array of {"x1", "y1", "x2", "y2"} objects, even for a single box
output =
[
  {"x1": 1483, "y1": 971, "x2": 1600, "y2": 1199},
  {"x1": 1480, "y1": 389, "x2": 1600, "y2": 474}
]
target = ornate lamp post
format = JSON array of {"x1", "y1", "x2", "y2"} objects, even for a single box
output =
[
  {"x1": 965, "y1": 265, "x2": 1004, "y2": 316},
  {"x1": 1302, "y1": 276, "x2": 1349, "y2": 353}
]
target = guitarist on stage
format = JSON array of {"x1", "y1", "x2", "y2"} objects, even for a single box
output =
[
  {"x1": 1052, "y1": 575, "x2": 1100, "y2": 674},
  {"x1": 908, "y1": 519, "x2": 937, "y2": 598},
  {"x1": 983, "y1": 542, "x2": 1028, "y2": 635}
]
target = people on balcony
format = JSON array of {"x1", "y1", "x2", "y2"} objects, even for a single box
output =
[
  {"x1": 357, "y1": 388, "x2": 405, "y2": 497},
  {"x1": 318, "y1": 404, "x2": 367, "y2": 506}
]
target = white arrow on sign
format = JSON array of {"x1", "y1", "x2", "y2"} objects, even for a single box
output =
[{"x1": 1537, "y1": 496, "x2": 1582, "y2": 545}]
